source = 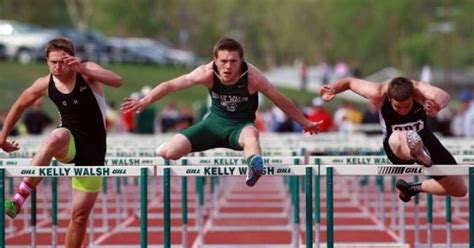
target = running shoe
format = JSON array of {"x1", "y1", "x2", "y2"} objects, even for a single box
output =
[
  {"x1": 407, "y1": 131, "x2": 432, "y2": 167},
  {"x1": 5, "y1": 199, "x2": 21, "y2": 218},
  {"x1": 246, "y1": 155, "x2": 264, "y2": 187},
  {"x1": 396, "y1": 179, "x2": 418, "y2": 202}
]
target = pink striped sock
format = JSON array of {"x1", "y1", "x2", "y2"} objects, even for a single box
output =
[
  {"x1": 13, "y1": 194, "x2": 25, "y2": 206},
  {"x1": 14, "y1": 181, "x2": 35, "y2": 207}
]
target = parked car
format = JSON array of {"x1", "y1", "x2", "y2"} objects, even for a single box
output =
[
  {"x1": 53, "y1": 27, "x2": 115, "y2": 63},
  {"x1": 0, "y1": 20, "x2": 57, "y2": 63},
  {"x1": 108, "y1": 37, "x2": 169, "y2": 65},
  {"x1": 107, "y1": 37, "x2": 131, "y2": 63},
  {"x1": 80, "y1": 29, "x2": 112, "y2": 63},
  {"x1": 166, "y1": 48, "x2": 197, "y2": 67},
  {"x1": 53, "y1": 27, "x2": 89, "y2": 60}
]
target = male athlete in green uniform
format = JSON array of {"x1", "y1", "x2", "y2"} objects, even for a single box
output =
[{"x1": 121, "y1": 38, "x2": 321, "y2": 186}]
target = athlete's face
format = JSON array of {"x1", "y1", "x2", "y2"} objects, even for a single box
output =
[
  {"x1": 214, "y1": 50, "x2": 241, "y2": 83},
  {"x1": 390, "y1": 97, "x2": 413, "y2": 115},
  {"x1": 47, "y1": 50, "x2": 71, "y2": 76}
]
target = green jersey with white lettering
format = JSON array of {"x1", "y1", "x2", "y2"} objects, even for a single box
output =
[{"x1": 209, "y1": 62, "x2": 258, "y2": 121}]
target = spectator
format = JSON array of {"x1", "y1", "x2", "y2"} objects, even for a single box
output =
[
  {"x1": 362, "y1": 102, "x2": 381, "y2": 135},
  {"x1": 333, "y1": 100, "x2": 350, "y2": 131},
  {"x1": 160, "y1": 101, "x2": 180, "y2": 132},
  {"x1": 334, "y1": 61, "x2": 349, "y2": 79},
  {"x1": 420, "y1": 64, "x2": 432, "y2": 83},
  {"x1": 175, "y1": 105, "x2": 194, "y2": 131},
  {"x1": 362, "y1": 102, "x2": 380, "y2": 124},
  {"x1": 255, "y1": 110, "x2": 267, "y2": 132},
  {"x1": 351, "y1": 61, "x2": 363, "y2": 78},
  {"x1": 300, "y1": 62, "x2": 308, "y2": 91},
  {"x1": 122, "y1": 92, "x2": 140, "y2": 132},
  {"x1": 135, "y1": 104, "x2": 156, "y2": 134},
  {"x1": 0, "y1": 111, "x2": 19, "y2": 136},
  {"x1": 462, "y1": 91, "x2": 474, "y2": 138},
  {"x1": 22, "y1": 98, "x2": 52, "y2": 135},
  {"x1": 269, "y1": 106, "x2": 293, "y2": 132},
  {"x1": 276, "y1": 115, "x2": 296, "y2": 132},
  {"x1": 318, "y1": 60, "x2": 331, "y2": 85},
  {"x1": 451, "y1": 105, "x2": 466, "y2": 137},
  {"x1": 346, "y1": 102, "x2": 363, "y2": 124},
  {"x1": 105, "y1": 101, "x2": 120, "y2": 132},
  {"x1": 308, "y1": 97, "x2": 333, "y2": 132},
  {"x1": 135, "y1": 86, "x2": 156, "y2": 134},
  {"x1": 435, "y1": 108, "x2": 452, "y2": 136}
]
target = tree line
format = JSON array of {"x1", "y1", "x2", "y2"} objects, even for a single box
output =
[{"x1": 1, "y1": 0, "x2": 472, "y2": 75}]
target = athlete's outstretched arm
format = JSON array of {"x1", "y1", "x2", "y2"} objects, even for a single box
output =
[
  {"x1": 320, "y1": 77, "x2": 385, "y2": 105},
  {"x1": 121, "y1": 64, "x2": 213, "y2": 114},
  {"x1": 413, "y1": 80, "x2": 450, "y2": 117},
  {"x1": 0, "y1": 78, "x2": 48, "y2": 152},
  {"x1": 62, "y1": 54, "x2": 123, "y2": 87},
  {"x1": 249, "y1": 65, "x2": 321, "y2": 134}
]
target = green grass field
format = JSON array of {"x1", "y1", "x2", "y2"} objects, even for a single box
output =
[{"x1": 0, "y1": 61, "x2": 317, "y2": 117}]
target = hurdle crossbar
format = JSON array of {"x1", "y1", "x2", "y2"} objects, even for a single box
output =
[{"x1": 320, "y1": 164, "x2": 474, "y2": 248}]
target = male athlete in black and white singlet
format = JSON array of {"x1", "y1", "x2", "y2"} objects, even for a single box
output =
[
  {"x1": 1, "y1": 37, "x2": 122, "y2": 247},
  {"x1": 320, "y1": 76, "x2": 467, "y2": 202},
  {"x1": 379, "y1": 96, "x2": 456, "y2": 167},
  {"x1": 48, "y1": 73, "x2": 107, "y2": 166}
]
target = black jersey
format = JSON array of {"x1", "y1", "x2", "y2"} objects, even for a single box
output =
[
  {"x1": 380, "y1": 96, "x2": 456, "y2": 172},
  {"x1": 380, "y1": 97, "x2": 427, "y2": 140},
  {"x1": 48, "y1": 74, "x2": 107, "y2": 165},
  {"x1": 209, "y1": 62, "x2": 258, "y2": 122}
]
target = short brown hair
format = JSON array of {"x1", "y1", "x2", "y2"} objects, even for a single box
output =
[
  {"x1": 45, "y1": 37, "x2": 75, "y2": 58},
  {"x1": 387, "y1": 77, "x2": 414, "y2": 101},
  {"x1": 213, "y1": 38, "x2": 243, "y2": 59}
]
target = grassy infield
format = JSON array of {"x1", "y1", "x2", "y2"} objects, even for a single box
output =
[{"x1": 0, "y1": 61, "x2": 318, "y2": 118}]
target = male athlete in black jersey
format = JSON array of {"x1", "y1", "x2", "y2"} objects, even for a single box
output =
[
  {"x1": 0, "y1": 37, "x2": 123, "y2": 247},
  {"x1": 122, "y1": 38, "x2": 322, "y2": 187},
  {"x1": 320, "y1": 77, "x2": 467, "y2": 202}
]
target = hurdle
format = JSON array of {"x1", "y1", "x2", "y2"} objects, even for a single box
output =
[
  {"x1": 157, "y1": 156, "x2": 312, "y2": 248},
  {"x1": 0, "y1": 157, "x2": 165, "y2": 241},
  {"x1": 104, "y1": 154, "x2": 306, "y2": 247},
  {"x1": 320, "y1": 164, "x2": 474, "y2": 248},
  {"x1": 0, "y1": 165, "x2": 153, "y2": 248},
  {"x1": 180, "y1": 156, "x2": 305, "y2": 248},
  {"x1": 312, "y1": 155, "x2": 473, "y2": 246}
]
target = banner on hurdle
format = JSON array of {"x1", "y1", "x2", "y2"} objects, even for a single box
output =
[
  {"x1": 3, "y1": 166, "x2": 155, "y2": 177},
  {"x1": 103, "y1": 157, "x2": 166, "y2": 166},
  {"x1": 0, "y1": 158, "x2": 34, "y2": 166},
  {"x1": 0, "y1": 157, "x2": 167, "y2": 166},
  {"x1": 156, "y1": 165, "x2": 314, "y2": 176},
  {"x1": 197, "y1": 149, "x2": 301, "y2": 157},
  {"x1": 311, "y1": 156, "x2": 391, "y2": 165},
  {"x1": 322, "y1": 165, "x2": 470, "y2": 176},
  {"x1": 178, "y1": 156, "x2": 304, "y2": 166},
  {"x1": 311, "y1": 155, "x2": 474, "y2": 165}
]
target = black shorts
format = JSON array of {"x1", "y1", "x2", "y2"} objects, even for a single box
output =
[
  {"x1": 383, "y1": 130, "x2": 456, "y2": 180},
  {"x1": 69, "y1": 128, "x2": 106, "y2": 166}
]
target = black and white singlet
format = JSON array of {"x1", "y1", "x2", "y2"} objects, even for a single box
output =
[
  {"x1": 379, "y1": 97, "x2": 456, "y2": 167},
  {"x1": 48, "y1": 74, "x2": 107, "y2": 165}
]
